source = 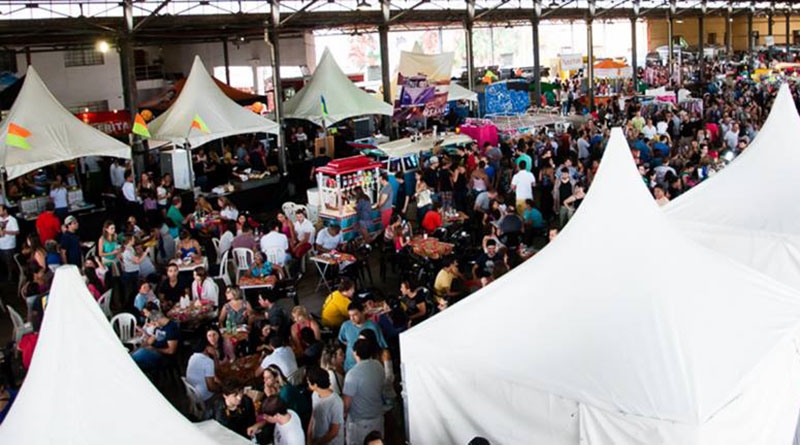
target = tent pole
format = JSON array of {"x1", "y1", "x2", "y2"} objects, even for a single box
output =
[{"x1": 0, "y1": 168, "x2": 7, "y2": 208}]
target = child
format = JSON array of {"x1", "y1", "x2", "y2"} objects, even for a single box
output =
[{"x1": 44, "y1": 240, "x2": 62, "y2": 267}]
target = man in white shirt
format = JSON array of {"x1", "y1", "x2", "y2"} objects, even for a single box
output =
[
  {"x1": 292, "y1": 209, "x2": 315, "y2": 258},
  {"x1": 260, "y1": 219, "x2": 290, "y2": 265},
  {"x1": 315, "y1": 225, "x2": 343, "y2": 253},
  {"x1": 121, "y1": 171, "x2": 139, "y2": 204},
  {"x1": 510, "y1": 160, "x2": 536, "y2": 216},
  {"x1": 185, "y1": 343, "x2": 219, "y2": 402},
  {"x1": 121, "y1": 170, "x2": 143, "y2": 222},
  {"x1": 0, "y1": 204, "x2": 19, "y2": 281},
  {"x1": 110, "y1": 160, "x2": 127, "y2": 189},
  {"x1": 256, "y1": 336, "x2": 298, "y2": 379}
]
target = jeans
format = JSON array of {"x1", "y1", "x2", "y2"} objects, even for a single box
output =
[{"x1": 131, "y1": 347, "x2": 162, "y2": 370}]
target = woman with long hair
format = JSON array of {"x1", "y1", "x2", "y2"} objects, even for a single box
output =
[
  {"x1": 319, "y1": 343, "x2": 345, "y2": 395},
  {"x1": 21, "y1": 233, "x2": 46, "y2": 270},
  {"x1": 97, "y1": 220, "x2": 122, "y2": 271}
]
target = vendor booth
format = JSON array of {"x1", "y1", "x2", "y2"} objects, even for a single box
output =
[
  {"x1": 148, "y1": 56, "x2": 279, "y2": 211},
  {"x1": 365, "y1": 132, "x2": 472, "y2": 196},
  {"x1": 0, "y1": 66, "x2": 131, "y2": 227},
  {"x1": 283, "y1": 48, "x2": 393, "y2": 128},
  {"x1": 315, "y1": 155, "x2": 383, "y2": 241}
]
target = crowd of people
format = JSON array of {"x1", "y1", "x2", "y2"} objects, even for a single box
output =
[{"x1": 2, "y1": 47, "x2": 799, "y2": 444}]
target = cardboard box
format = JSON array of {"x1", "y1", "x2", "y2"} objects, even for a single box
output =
[{"x1": 314, "y1": 135, "x2": 334, "y2": 157}]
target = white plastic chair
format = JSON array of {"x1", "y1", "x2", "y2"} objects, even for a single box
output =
[
  {"x1": 214, "y1": 249, "x2": 232, "y2": 287},
  {"x1": 211, "y1": 238, "x2": 221, "y2": 263},
  {"x1": 182, "y1": 377, "x2": 207, "y2": 420},
  {"x1": 231, "y1": 247, "x2": 254, "y2": 281},
  {"x1": 110, "y1": 313, "x2": 139, "y2": 346},
  {"x1": 7, "y1": 305, "x2": 32, "y2": 343},
  {"x1": 97, "y1": 289, "x2": 113, "y2": 318},
  {"x1": 263, "y1": 246, "x2": 289, "y2": 279},
  {"x1": 281, "y1": 202, "x2": 297, "y2": 223},
  {"x1": 205, "y1": 279, "x2": 220, "y2": 308}
]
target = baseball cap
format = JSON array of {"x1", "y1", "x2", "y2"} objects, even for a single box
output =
[
  {"x1": 64, "y1": 215, "x2": 77, "y2": 225},
  {"x1": 429, "y1": 155, "x2": 439, "y2": 165}
]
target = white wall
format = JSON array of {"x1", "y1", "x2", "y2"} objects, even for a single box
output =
[
  {"x1": 160, "y1": 32, "x2": 316, "y2": 75},
  {"x1": 15, "y1": 50, "x2": 125, "y2": 110},
  {"x1": 9, "y1": 33, "x2": 315, "y2": 111}
]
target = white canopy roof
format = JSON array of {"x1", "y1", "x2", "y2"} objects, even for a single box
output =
[
  {"x1": 283, "y1": 48, "x2": 392, "y2": 127},
  {"x1": 447, "y1": 82, "x2": 478, "y2": 102},
  {"x1": 149, "y1": 56, "x2": 279, "y2": 148},
  {"x1": 377, "y1": 133, "x2": 472, "y2": 158},
  {"x1": 0, "y1": 66, "x2": 131, "y2": 180},
  {"x1": 0, "y1": 266, "x2": 242, "y2": 445},
  {"x1": 401, "y1": 128, "x2": 800, "y2": 444},
  {"x1": 665, "y1": 83, "x2": 800, "y2": 290}
]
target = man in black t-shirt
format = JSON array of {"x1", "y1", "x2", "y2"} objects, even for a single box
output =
[
  {"x1": 131, "y1": 310, "x2": 179, "y2": 370},
  {"x1": 473, "y1": 240, "x2": 508, "y2": 280},
  {"x1": 59, "y1": 216, "x2": 81, "y2": 266}
]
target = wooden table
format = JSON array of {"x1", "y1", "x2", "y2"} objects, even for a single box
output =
[
  {"x1": 216, "y1": 354, "x2": 262, "y2": 388},
  {"x1": 408, "y1": 236, "x2": 454, "y2": 260},
  {"x1": 238, "y1": 274, "x2": 277, "y2": 290},
  {"x1": 167, "y1": 300, "x2": 215, "y2": 325}
]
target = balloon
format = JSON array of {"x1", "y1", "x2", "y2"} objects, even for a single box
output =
[{"x1": 140, "y1": 109, "x2": 153, "y2": 121}]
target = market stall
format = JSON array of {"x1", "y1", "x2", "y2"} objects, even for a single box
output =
[
  {"x1": 316, "y1": 155, "x2": 383, "y2": 241},
  {"x1": 0, "y1": 65, "x2": 131, "y2": 226},
  {"x1": 148, "y1": 56, "x2": 280, "y2": 201},
  {"x1": 367, "y1": 132, "x2": 472, "y2": 195}
]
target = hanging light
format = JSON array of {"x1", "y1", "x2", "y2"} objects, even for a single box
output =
[
  {"x1": 356, "y1": 0, "x2": 371, "y2": 10},
  {"x1": 548, "y1": 0, "x2": 558, "y2": 8}
]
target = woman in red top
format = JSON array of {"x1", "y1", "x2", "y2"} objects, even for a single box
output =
[{"x1": 289, "y1": 306, "x2": 321, "y2": 355}]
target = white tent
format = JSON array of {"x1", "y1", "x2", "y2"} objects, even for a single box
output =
[
  {"x1": 665, "y1": 83, "x2": 800, "y2": 290},
  {"x1": 283, "y1": 48, "x2": 392, "y2": 127},
  {"x1": 401, "y1": 128, "x2": 800, "y2": 444},
  {"x1": 0, "y1": 66, "x2": 131, "y2": 180},
  {"x1": 447, "y1": 82, "x2": 478, "y2": 102},
  {"x1": 149, "y1": 56, "x2": 279, "y2": 148},
  {"x1": 0, "y1": 266, "x2": 248, "y2": 445}
]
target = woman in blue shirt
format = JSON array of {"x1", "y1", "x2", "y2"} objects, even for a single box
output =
[{"x1": 248, "y1": 252, "x2": 275, "y2": 278}]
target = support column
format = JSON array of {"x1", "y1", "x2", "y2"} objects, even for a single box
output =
[
  {"x1": 24, "y1": 47, "x2": 31, "y2": 67},
  {"x1": 465, "y1": 0, "x2": 476, "y2": 93},
  {"x1": 222, "y1": 38, "x2": 230, "y2": 85},
  {"x1": 587, "y1": 24, "x2": 594, "y2": 109},
  {"x1": 532, "y1": 0, "x2": 542, "y2": 108},
  {"x1": 379, "y1": 0, "x2": 392, "y2": 136},
  {"x1": 120, "y1": 0, "x2": 143, "y2": 174},
  {"x1": 726, "y1": 4, "x2": 733, "y2": 56},
  {"x1": 667, "y1": 1, "x2": 674, "y2": 84},
  {"x1": 631, "y1": 18, "x2": 637, "y2": 91},
  {"x1": 787, "y1": 10, "x2": 792, "y2": 56},
  {"x1": 698, "y1": 5, "x2": 705, "y2": 85},
  {"x1": 747, "y1": 9, "x2": 754, "y2": 54},
  {"x1": 267, "y1": 0, "x2": 286, "y2": 173},
  {"x1": 768, "y1": 9, "x2": 774, "y2": 37}
]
